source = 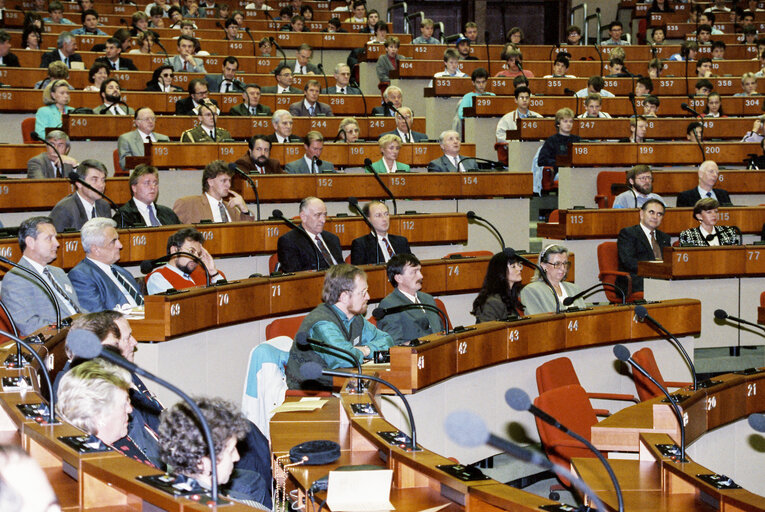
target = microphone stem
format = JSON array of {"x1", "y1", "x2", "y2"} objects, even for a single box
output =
[
  {"x1": 0, "y1": 329, "x2": 56, "y2": 424},
  {"x1": 349, "y1": 202, "x2": 379, "y2": 265}
]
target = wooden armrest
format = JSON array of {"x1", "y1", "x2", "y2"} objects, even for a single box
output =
[
  {"x1": 594, "y1": 194, "x2": 608, "y2": 209},
  {"x1": 594, "y1": 408, "x2": 611, "y2": 417},
  {"x1": 587, "y1": 392, "x2": 640, "y2": 403}
]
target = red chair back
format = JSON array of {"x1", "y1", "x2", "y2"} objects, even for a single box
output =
[
  {"x1": 536, "y1": 357, "x2": 580, "y2": 395},
  {"x1": 269, "y1": 253, "x2": 279, "y2": 274},
  {"x1": 597, "y1": 242, "x2": 623, "y2": 303},
  {"x1": 631, "y1": 347, "x2": 666, "y2": 401},
  {"x1": 21, "y1": 117, "x2": 38, "y2": 144},
  {"x1": 113, "y1": 149, "x2": 127, "y2": 176},
  {"x1": 548, "y1": 209, "x2": 560, "y2": 223},
  {"x1": 434, "y1": 298, "x2": 452, "y2": 331},
  {"x1": 265, "y1": 315, "x2": 307, "y2": 340},
  {"x1": 595, "y1": 171, "x2": 626, "y2": 208}
]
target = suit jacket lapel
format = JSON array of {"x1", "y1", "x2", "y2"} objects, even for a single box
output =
[
  {"x1": 199, "y1": 195, "x2": 214, "y2": 221},
  {"x1": 73, "y1": 194, "x2": 88, "y2": 225},
  {"x1": 635, "y1": 225, "x2": 654, "y2": 255}
]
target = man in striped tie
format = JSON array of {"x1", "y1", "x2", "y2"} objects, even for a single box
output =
[{"x1": 350, "y1": 200, "x2": 411, "y2": 265}]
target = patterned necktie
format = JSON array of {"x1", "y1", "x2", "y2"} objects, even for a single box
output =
[
  {"x1": 315, "y1": 234, "x2": 333, "y2": 266},
  {"x1": 112, "y1": 266, "x2": 144, "y2": 305},
  {"x1": 43, "y1": 268, "x2": 81, "y2": 314},
  {"x1": 308, "y1": 105, "x2": 315, "y2": 116},
  {"x1": 218, "y1": 201, "x2": 228, "y2": 222},
  {"x1": 382, "y1": 237, "x2": 394, "y2": 258},
  {"x1": 147, "y1": 204, "x2": 160, "y2": 226},
  {"x1": 651, "y1": 231, "x2": 662, "y2": 260}
]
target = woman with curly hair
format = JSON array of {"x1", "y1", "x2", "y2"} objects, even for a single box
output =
[{"x1": 471, "y1": 249, "x2": 525, "y2": 322}]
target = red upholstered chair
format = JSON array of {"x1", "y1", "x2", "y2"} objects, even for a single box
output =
[
  {"x1": 597, "y1": 241, "x2": 644, "y2": 303},
  {"x1": 113, "y1": 149, "x2": 127, "y2": 176},
  {"x1": 536, "y1": 357, "x2": 637, "y2": 417},
  {"x1": 594, "y1": 171, "x2": 627, "y2": 209},
  {"x1": 761, "y1": 291, "x2": 765, "y2": 307},
  {"x1": 265, "y1": 315, "x2": 306, "y2": 340},
  {"x1": 269, "y1": 253, "x2": 279, "y2": 274},
  {"x1": 21, "y1": 117, "x2": 38, "y2": 144},
  {"x1": 494, "y1": 142, "x2": 508, "y2": 165},
  {"x1": 433, "y1": 298, "x2": 452, "y2": 332},
  {"x1": 548, "y1": 209, "x2": 559, "y2": 223},
  {"x1": 630, "y1": 347, "x2": 692, "y2": 401}
]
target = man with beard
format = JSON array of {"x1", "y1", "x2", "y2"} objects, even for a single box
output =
[
  {"x1": 146, "y1": 227, "x2": 226, "y2": 294},
  {"x1": 612, "y1": 165, "x2": 665, "y2": 208},
  {"x1": 232, "y1": 135, "x2": 284, "y2": 174},
  {"x1": 375, "y1": 254, "x2": 444, "y2": 345},
  {"x1": 285, "y1": 263, "x2": 394, "y2": 389},
  {"x1": 92, "y1": 78, "x2": 135, "y2": 115}
]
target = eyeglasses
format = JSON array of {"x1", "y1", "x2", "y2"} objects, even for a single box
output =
[
  {"x1": 544, "y1": 261, "x2": 571, "y2": 269},
  {"x1": 161, "y1": 72, "x2": 174, "y2": 77}
]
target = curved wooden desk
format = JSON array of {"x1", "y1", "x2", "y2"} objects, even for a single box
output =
[{"x1": 565, "y1": 142, "x2": 761, "y2": 167}]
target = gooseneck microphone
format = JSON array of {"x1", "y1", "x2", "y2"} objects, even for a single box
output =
[
  {"x1": 363, "y1": 158, "x2": 398, "y2": 215},
  {"x1": 681, "y1": 103, "x2": 706, "y2": 164},
  {"x1": 301, "y1": 362, "x2": 419, "y2": 451},
  {"x1": 348, "y1": 197, "x2": 379, "y2": 265},
  {"x1": 444, "y1": 410, "x2": 606, "y2": 512},
  {"x1": 67, "y1": 171, "x2": 126, "y2": 228},
  {"x1": 317, "y1": 62, "x2": 329, "y2": 93},
  {"x1": 268, "y1": 35, "x2": 288, "y2": 67},
  {"x1": 635, "y1": 305, "x2": 697, "y2": 390},
  {"x1": 68, "y1": 329, "x2": 220, "y2": 501},
  {"x1": 0, "y1": 255, "x2": 62, "y2": 330},
  {"x1": 271, "y1": 209, "x2": 321, "y2": 270},
  {"x1": 372, "y1": 303, "x2": 449, "y2": 336},
  {"x1": 628, "y1": 91, "x2": 638, "y2": 120},
  {"x1": 243, "y1": 27, "x2": 257, "y2": 56},
  {"x1": 506, "y1": 388, "x2": 624, "y2": 512},
  {"x1": 465, "y1": 211, "x2": 505, "y2": 249},
  {"x1": 714, "y1": 308, "x2": 765, "y2": 333},
  {"x1": 30, "y1": 131, "x2": 66, "y2": 176},
  {"x1": 681, "y1": 102, "x2": 702, "y2": 118},
  {"x1": 614, "y1": 344, "x2": 687, "y2": 462},
  {"x1": 228, "y1": 163, "x2": 260, "y2": 220},
  {"x1": 562, "y1": 281, "x2": 625, "y2": 306},
  {"x1": 484, "y1": 31, "x2": 492, "y2": 76},
  {"x1": 350, "y1": 77, "x2": 367, "y2": 115},
  {"x1": 385, "y1": 101, "x2": 411, "y2": 136},
  {"x1": 1, "y1": 328, "x2": 57, "y2": 424},
  {"x1": 295, "y1": 332, "x2": 363, "y2": 392},
  {"x1": 457, "y1": 156, "x2": 506, "y2": 171},
  {"x1": 139, "y1": 251, "x2": 211, "y2": 287}
]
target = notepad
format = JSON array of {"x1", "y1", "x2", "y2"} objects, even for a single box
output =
[{"x1": 326, "y1": 469, "x2": 394, "y2": 512}]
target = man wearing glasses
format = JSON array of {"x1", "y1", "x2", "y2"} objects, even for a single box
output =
[
  {"x1": 174, "y1": 78, "x2": 218, "y2": 115},
  {"x1": 617, "y1": 198, "x2": 671, "y2": 295},
  {"x1": 612, "y1": 165, "x2": 665, "y2": 209},
  {"x1": 117, "y1": 107, "x2": 170, "y2": 170}
]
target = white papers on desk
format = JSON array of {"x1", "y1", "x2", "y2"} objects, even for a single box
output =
[
  {"x1": 271, "y1": 397, "x2": 328, "y2": 413},
  {"x1": 326, "y1": 469, "x2": 394, "y2": 511}
]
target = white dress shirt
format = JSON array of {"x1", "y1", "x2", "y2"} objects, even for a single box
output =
[{"x1": 205, "y1": 192, "x2": 230, "y2": 222}]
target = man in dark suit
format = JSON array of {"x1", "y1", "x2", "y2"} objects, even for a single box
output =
[
  {"x1": 174, "y1": 78, "x2": 219, "y2": 116},
  {"x1": 50, "y1": 160, "x2": 112, "y2": 232},
  {"x1": 27, "y1": 130, "x2": 78, "y2": 179},
  {"x1": 676, "y1": 160, "x2": 732, "y2": 206},
  {"x1": 277, "y1": 196, "x2": 342, "y2": 272},
  {"x1": 260, "y1": 63, "x2": 302, "y2": 94},
  {"x1": 288, "y1": 79, "x2": 333, "y2": 117},
  {"x1": 113, "y1": 164, "x2": 181, "y2": 227},
  {"x1": 0, "y1": 30, "x2": 20, "y2": 67},
  {"x1": 617, "y1": 199, "x2": 671, "y2": 295},
  {"x1": 229, "y1": 84, "x2": 272, "y2": 116},
  {"x1": 371, "y1": 85, "x2": 402, "y2": 116},
  {"x1": 380, "y1": 106, "x2": 427, "y2": 143},
  {"x1": 284, "y1": 131, "x2": 335, "y2": 173},
  {"x1": 40, "y1": 32, "x2": 83, "y2": 68},
  {"x1": 427, "y1": 129, "x2": 479, "y2": 172},
  {"x1": 94, "y1": 37, "x2": 137, "y2": 71},
  {"x1": 350, "y1": 200, "x2": 410, "y2": 264},
  {"x1": 279, "y1": 43, "x2": 320, "y2": 75},
  {"x1": 376, "y1": 253, "x2": 444, "y2": 345},
  {"x1": 68, "y1": 217, "x2": 144, "y2": 312},
  {"x1": 265, "y1": 110, "x2": 302, "y2": 144},
  {"x1": 321, "y1": 63, "x2": 361, "y2": 94},
  {"x1": 233, "y1": 135, "x2": 284, "y2": 174},
  {"x1": 205, "y1": 56, "x2": 246, "y2": 93}
]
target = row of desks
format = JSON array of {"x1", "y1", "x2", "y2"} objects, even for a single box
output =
[
  {"x1": 639, "y1": 245, "x2": 765, "y2": 279},
  {"x1": 563, "y1": 141, "x2": 762, "y2": 166}
]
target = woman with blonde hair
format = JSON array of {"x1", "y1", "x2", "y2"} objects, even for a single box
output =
[
  {"x1": 35, "y1": 79, "x2": 74, "y2": 135},
  {"x1": 369, "y1": 133, "x2": 409, "y2": 173}
]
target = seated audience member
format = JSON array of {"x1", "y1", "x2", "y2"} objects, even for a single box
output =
[
  {"x1": 456, "y1": 36, "x2": 477, "y2": 60},
  {"x1": 277, "y1": 197, "x2": 342, "y2": 272},
  {"x1": 677, "y1": 160, "x2": 731, "y2": 206},
  {"x1": 285, "y1": 263, "x2": 394, "y2": 388},
  {"x1": 617, "y1": 199, "x2": 670, "y2": 294},
  {"x1": 0, "y1": 446, "x2": 61, "y2": 510},
  {"x1": 703, "y1": 91, "x2": 725, "y2": 117},
  {"x1": 520, "y1": 244, "x2": 585, "y2": 314},
  {"x1": 696, "y1": 57, "x2": 713, "y2": 77},
  {"x1": 686, "y1": 121, "x2": 704, "y2": 145},
  {"x1": 0, "y1": 30, "x2": 20, "y2": 67},
  {"x1": 265, "y1": 110, "x2": 302, "y2": 143},
  {"x1": 233, "y1": 135, "x2": 283, "y2": 174},
  {"x1": 578, "y1": 93, "x2": 611, "y2": 118},
  {"x1": 1, "y1": 216, "x2": 85, "y2": 335},
  {"x1": 370, "y1": 134, "x2": 409, "y2": 173},
  {"x1": 612, "y1": 165, "x2": 664, "y2": 208},
  {"x1": 650, "y1": 25, "x2": 666, "y2": 44},
  {"x1": 574, "y1": 75, "x2": 614, "y2": 97},
  {"x1": 642, "y1": 95, "x2": 660, "y2": 117},
  {"x1": 456, "y1": 67, "x2": 494, "y2": 122},
  {"x1": 377, "y1": 254, "x2": 444, "y2": 344},
  {"x1": 27, "y1": 130, "x2": 77, "y2": 178},
  {"x1": 36, "y1": 79, "x2": 74, "y2": 135},
  {"x1": 344, "y1": 0, "x2": 366, "y2": 23},
  {"x1": 471, "y1": 249, "x2": 525, "y2": 323},
  {"x1": 173, "y1": 160, "x2": 254, "y2": 223},
  {"x1": 606, "y1": 56, "x2": 627, "y2": 77},
  {"x1": 507, "y1": 27, "x2": 524, "y2": 44},
  {"x1": 464, "y1": 21, "x2": 479, "y2": 43},
  {"x1": 564, "y1": 24, "x2": 582, "y2": 45},
  {"x1": 412, "y1": 18, "x2": 439, "y2": 44},
  {"x1": 114, "y1": 164, "x2": 181, "y2": 227},
  {"x1": 40, "y1": 32, "x2": 82, "y2": 69},
  {"x1": 175, "y1": 78, "x2": 218, "y2": 115},
  {"x1": 538, "y1": 107, "x2": 581, "y2": 169},
  {"x1": 261, "y1": 63, "x2": 301, "y2": 94},
  {"x1": 92, "y1": 78, "x2": 135, "y2": 115},
  {"x1": 180, "y1": 103, "x2": 232, "y2": 142},
  {"x1": 130, "y1": 30, "x2": 156, "y2": 54},
  {"x1": 44, "y1": 2, "x2": 75, "y2": 24},
  {"x1": 205, "y1": 56, "x2": 245, "y2": 93},
  {"x1": 634, "y1": 77, "x2": 654, "y2": 96},
  {"x1": 496, "y1": 47, "x2": 533, "y2": 78},
  {"x1": 711, "y1": 40, "x2": 726, "y2": 60},
  {"x1": 145, "y1": 65, "x2": 183, "y2": 92},
  {"x1": 696, "y1": 24, "x2": 713, "y2": 45},
  {"x1": 258, "y1": 37, "x2": 273, "y2": 56},
  {"x1": 69, "y1": 218, "x2": 143, "y2": 311},
  {"x1": 285, "y1": 131, "x2": 335, "y2": 173},
  {"x1": 371, "y1": 85, "x2": 403, "y2": 116},
  {"x1": 83, "y1": 62, "x2": 110, "y2": 92},
  {"x1": 146, "y1": 227, "x2": 226, "y2": 293},
  {"x1": 427, "y1": 130, "x2": 478, "y2": 172},
  {"x1": 669, "y1": 40, "x2": 698, "y2": 61},
  {"x1": 381, "y1": 107, "x2": 427, "y2": 143},
  {"x1": 280, "y1": 14, "x2": 306, "y2": 32},
  {"x1": 323, "y1": 63, "x2": 361, "y2": 94},
  {"x1": 95, "y1": 37, "x2": 137, "y2": 71},
  {"x1": 23, "y1": 26, "x2": 43, "y2": 51},
  {"x1": 282, "y1": 43, "x2": 319, "y2": 74},
  {"x1": 130, "y1": 11, "x2": 150, "y2": 35},
  {"x1": 300, "y1": 5, "x2": 314, "y2": 22},
  {"x1": 165, "y1": 34, "x2": 206, "y2": 72},
  {"x1": 495, "y1": 86, "x2": 540, "y2": 141},
  {"x1": 338, "y1": 117, "x2": 361, "y2": 142},
  {"x1": 367, "y1": 20, "x2": 388, "y2": 44},
  {"x1": 647, "y1": 58, "x2": 663, "y2": 79},
  {"x1": 289, "y1": 79, "x2": 333, "y2": 116},
  {"x1": 695, "y1": 78, "x2": 713, "y2": 96},
  {"x1": 117, "y1": 108, "x2": 170, "y2": 170},
  {"x1": 603, "y1": 20, "x2": 628, "y2": 45},
  {"x1": 432, "y1": 49, "x2": 468, "y2": 82},
  {"x1": 223, "y1": 17, "x2": 241, "y2": 40},
  {"x1": 624, "y1": 116, "x2": 649, "y2": 143},
  {"x1": 743, "y1": 115, "x2": 765, "y2": 142},
  {"x1": 648, "y1": 0, "x2": 673, "y2": 13},
  {"x1": 148, "y1": 5, "x2": 167, "y2": 27},
  {"x1": 680, "y1": 198, "x2": 741, "y2": 246},
  {"x1": 362, "y1": 9, "x2": 380, "y2": 32},
  {"x1": 350, "y1": 200, "x2": 410, "y2": 264},
  {"x1": 544, "y1": 55, "x2": 575, "y2": 78},
  {"x1": 376, "y1": 36, "x2": 401, "y2": 84},
  {"x1": 735, "y1": 73, "x2": 759, "y2": 96},
  {"x1": 50, "y1": 160, "x2": 111, "y2": 232},
  {"x1": 743, "y1": 25, "x2": 758, "y2": 45},
  {"x1": 158, "y1": 398, "x2": 271, "y2": 508}
]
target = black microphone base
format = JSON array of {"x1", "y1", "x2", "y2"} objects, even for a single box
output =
[
  {"x1": 655, "y1": 443, "x2": 688, "y2": 463},
  {"x1": 377, "y1": 430, "x2": 421, "y2": 452}
]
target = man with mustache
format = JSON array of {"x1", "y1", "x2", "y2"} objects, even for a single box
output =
[
  {"x1": 233, "y1": 135, "x2": 284, "y2": 174},
  {"x1": 612, "y1": 165, "x2": 665, "y2": 209}
]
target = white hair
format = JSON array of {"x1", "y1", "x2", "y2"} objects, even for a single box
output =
[{"x1": 80, "y1": 217, "x2": 117, "y2": 253}]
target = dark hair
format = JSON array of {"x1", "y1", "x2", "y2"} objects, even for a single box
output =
[
  {"x1": 554, "y1": 55, "x2": 570, "y2": 68},
  {"x1": 166, "y1": 227, "x2": 204, "y2": 254},
  {"x1": 641, "y1": 198, "x2": 665, "y2": 212},
  {"x1": 188, "y1": 77, "x2": 207, "y2": 94},
  {"x1": 636, "y1": 76, "x2": 654, "y2": 92},
  {"x1": 68, "y1": 311, "x2": 122, "y2": 344},
  {"x1": 99, "y1": 77, "x2": 119, "y2": 96},
  {"x1": 626, "y1": 164, "x2": 651, "y2": 184},
  {"x1": 701, "y1": 11, "x2": 715, "y2": 23},
  {"x1": 361, "y1": 200, "x2": 387, "y2": 217},
  {"x1": 247, "y1": 134, "x2": 270, "y2": 150},
  {"x1": 201, "y1": 160, "x2": 233, "y2": 192},
  {"x1": 88, "y1": 62, "x2": 110, "y2": 83},
  {"x1": 513, "y1": 85, "x2": 531, "y2": 98},
  {"x1": 168, "y1": 5, "x2": 182, "y2": 17},
  {"x1": 80, "y1": 9, "x2": 98, "y2": 23},
  {"x1": 471, "y1": 250, "x2": 523, "y2": 318},
  {"x1": 512, "y1": 75, "x2": 529, "y2": 88},
  {"x1": 471, "y1": 67, "x2": 489, "y2": 81},
  {"x1": 21, "y1": 26, "x2": 43, "y2": 48},
  {"x1": 644, "y1": 94, "x2": 660, "y2": 106},
  {"x1": 695, "y1": 78, "x2": 713, "y2": 91},
  {"x1": 274, "y1": 63, "x2": 291, "y2": 76},
  {"x1": 299, "y1": 5, "x2": 313, "y2": 17},
  {"x1": 149, "y1": 64, "x2": 174, "y2": 88},
  {"x1": 711, "y1": 40, "x2": 726, "y2": 51},
  {"x1": 703, "y1": 91, "x2": 724, "y2": 115},
  {"x1": 587, "y1": 76, "x2": 605, "y2": 91},
  {"x1": 224, "y1": 17, "x2": 238, "y2": 28},
  {"x1": 177, "y1": 34, "x2": 195, "y2": 47},
  {"x1": 113, "y1": 28, "x2": 131, "y2": 44},
  {"x1": 223, "y1": 55, "x2": 239, "y2": 68},
  {"x1": 149, "y1": 5, "x2": 164, "y2": 16},
  {"x1": 693, "y1": 197, "x2": 719, "y2": 220},
  {"x1": 696, "y1": 56, "x2": 712, "y2": 70},
  {"x1": 697, "y1": 23, "x2": 712, "y2": 34},
  {"x1": 609, "y1": 20, "x2": 623, "y2": 30},
  {"x1": 19, "y1": 216, "x2": 54, "y2": 252},
  {"x1": 129, "y1": 163, "x2": 159, "y2": 188},
  {"x1": 386, "y1": 253, "x2": 420, "y2": 287}
]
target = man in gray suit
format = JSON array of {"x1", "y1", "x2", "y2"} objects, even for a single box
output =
[
  {"x1": 279, "y1": 43, "x2": 320, "y2": 75},
  {"x1": 1, "y1": 216, "x2": 85, "y2": 336},
  {"x1": 164, "y1": 35, "x2": 206, "y2": 73},
  {"x1": 288, "y1": 79, "x2": 333, "y2": 117},
  {"x1": 117, "y1": 107, "x2": 171, "y2": 170},
  {"x1": 285, "y1": 131, "x2": 335, "y2": 173},
  {"x1": 321, "y1": 63, "x2": 361, "y2": 94},
  {"x1": 27, "y1": 130, "x2": 78, "y2": 179},
  {"x1": 205, "y1": 56, "x2": 246, "y2": 93},
  {"x1": 376, "y1": 253, "x2": 444, "y2": 345},
  {"x1": 50, "y1": 160, "x2": 112, "y2": 232},
  {"x1": 427, "y1": 129, "x2": 479, "y2": 172},
  {"x1": 228, "y1": 84, "x2": 272, "y2": 116},
  {"x1": 260, "y1": 64, "x2": 302, "y2": 94}
]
